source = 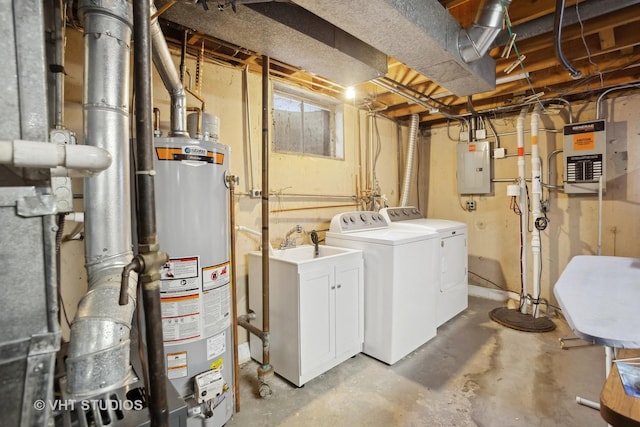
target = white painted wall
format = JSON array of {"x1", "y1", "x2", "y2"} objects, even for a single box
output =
[{"x1": 420, "y1": 95, "x2": 640, "y2": 308}]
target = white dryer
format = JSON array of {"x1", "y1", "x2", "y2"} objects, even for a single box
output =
[
  {"x1": 380, "y1": 207, "x2": 468, "y2": 327},
  {"x1": 326, "y1": 211, "x2": 439, "y2": 365}
]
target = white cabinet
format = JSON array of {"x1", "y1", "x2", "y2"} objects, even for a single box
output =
[{"x1": 248, "y1": 246, "x2": 363, "y2": 387}]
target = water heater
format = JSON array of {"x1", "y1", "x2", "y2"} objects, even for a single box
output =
[
  {"x1": 563, "y1": 120, "x2": 606, "y2": 194},
  {"x1": 154, "y1": 135, "x2": 234, "y2": 426}
]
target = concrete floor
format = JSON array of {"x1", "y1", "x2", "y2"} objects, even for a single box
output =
[{"x1": 226, "y1": 296, "x2": 606, "y2": 427}]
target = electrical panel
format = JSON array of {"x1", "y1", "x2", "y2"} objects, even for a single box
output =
[
  {"x1": 563, "y1": 120, "x2": 606, "y2": 194},
  {"x1": 457, "y1": 140, "x2": 491, "y2": 194}
]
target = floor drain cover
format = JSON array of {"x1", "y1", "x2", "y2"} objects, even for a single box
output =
[{"x1": 489, "y1": 307, "x2": 556, "y2": 332}]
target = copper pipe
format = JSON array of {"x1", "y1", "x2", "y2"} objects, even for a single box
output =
[
  {"x1": 270, "y1": 203, "x2": 358, "y2": 213},
  {"x1": 227, "y1": 175, "x2": 241, "y2": 412},
  {"x1": 153, "y1": 107, "x2": 160, "y2": 135}
]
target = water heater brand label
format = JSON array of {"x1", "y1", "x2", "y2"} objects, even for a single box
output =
[
  {"x1": 183, "y1": 146, "x2": 207, "y2": 155},
  {"x1": 155, "y1": 147, "x2": 225, "y2": 164}
]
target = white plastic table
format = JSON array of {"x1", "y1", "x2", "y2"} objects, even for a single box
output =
[
  {"x1": 554, "y1": 255, "x2": 640, "y2": 349},
  {"x1": 554, "y1": 255, "x2": 640, "y2": 419}
]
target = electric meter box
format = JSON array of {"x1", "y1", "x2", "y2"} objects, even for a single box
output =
[
  {"x1": 563, "y1": 120, "x2": 606, "y2": 194},
  {"x1": 457, "y1": 140, "x2": 492, "y2": 194}
]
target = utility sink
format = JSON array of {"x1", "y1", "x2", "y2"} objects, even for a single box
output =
[
  {"x1": 248, "y1": 244, "x2": 364, "y2": 386},
  {"x1": 264, "y1": 244, "x2": 360, "y2": 265}
]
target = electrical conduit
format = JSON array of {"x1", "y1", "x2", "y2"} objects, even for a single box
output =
[
  {"x1": 516, "y1": 106, "x2": 529, "y2": 314},
  {"x1": 399, "y1": 114, "x2": 419, "y2": 207}
]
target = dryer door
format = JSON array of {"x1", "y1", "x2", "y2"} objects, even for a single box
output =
[{"x1": 441, "y1": 234, "x2": 467, "y2": 292}]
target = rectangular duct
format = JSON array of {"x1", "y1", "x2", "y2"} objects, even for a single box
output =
[
  {"x1": 156, "y1": 1, "x2": 388, "y2": 86},
  {"x1": 291, "y1": 0, "x2": 497, "y2": 96}
]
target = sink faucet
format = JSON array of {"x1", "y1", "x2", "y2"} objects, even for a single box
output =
[
  {"x1": 280, "y1": 225, "x2": 302, "y2": 249},
  {"x1": 310, "y1": 230, "x2": 319, "y2": 257}
]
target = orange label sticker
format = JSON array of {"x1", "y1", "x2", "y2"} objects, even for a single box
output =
[
  {"x1": 517, "y1": 147, "x2": 524, "y2": 156},
  {"x1": 468, "y1": 144, "x2": 476, "y2": 152},
  {"x1": 573, "y1": 132, "x2": 595, "y2": 150}
]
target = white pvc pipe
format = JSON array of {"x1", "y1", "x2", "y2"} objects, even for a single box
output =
[
  {"x1": 65, "y1": 212, "x2": 85, "y2": 222},
  {"x1": 400, "y1": 114, "x2": 419, "y2": 207},
  {"x1": 516, "y1": 106, "x2": 529, "y2": 313},
  {"x1": 531, "y1": 104, "x2": 542, "y2": 318},
  {"x1": 0, "y1": 139, "x2": 112, "y2": 174},
  {"x1": 597, "y1": 175, "x2": 603, "y2": 256},
  {"x1": 236, "y1": 225, "x2": 275, "y2": 255}
]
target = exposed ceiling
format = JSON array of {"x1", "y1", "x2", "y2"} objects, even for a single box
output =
[{"x1": 154, "y1": 0, "x2": 640, "y2": 126}]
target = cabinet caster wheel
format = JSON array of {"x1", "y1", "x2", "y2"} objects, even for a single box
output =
[{"x1": 259, "y1": 383, "x2": 272, "y2": 398}]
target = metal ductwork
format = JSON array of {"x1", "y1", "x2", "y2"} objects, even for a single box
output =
[
  {"x1": 155, "y1": 0, "x2": 388, "y2": 86},
  {"x1": 291, "y1": 0, "x2": 498, "y2": 96},
  {"x1": 151, "y1": 2, "x2": 189, "y2": 137},
  {"x1": 65, "y1": 0, "x2": 137, "y2": 396},
  {"x1": 459, "y1": 0, "x2": 512, "y2": 63},
  {"x1": 495, "y1": 0, "x2": 640, "y2": 46}
]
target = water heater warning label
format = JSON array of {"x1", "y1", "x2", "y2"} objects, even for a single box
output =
[
  {"x1": 202, "y1": 262, "x2": 229, "y2": 291},
  {"x1": 161, "y1": 256, "x2": 199, "y2": 293},
  {"x1": 167, "y1": 352, "x2": 188, "y2": 379},
  {"x1": 203, "y1": 283, "x2": 231, "y2": 337},
  {"x1": 161, "y1": 293, "x2": 202, "y2": 344}
]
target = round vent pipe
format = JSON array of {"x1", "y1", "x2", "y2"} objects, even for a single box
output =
[{"x1": 459, "y1": 0, "x2": 512, "y2": 63}]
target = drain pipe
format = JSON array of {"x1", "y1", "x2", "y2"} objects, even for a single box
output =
[
  {"x1": 150, "y1": 2, "x2": 188, "y2": 136},
  {"x1": 530, "y1": 104, "x2": 542, "y2": 317},
  {"x1": 399, "y1": 114, "x2": 419, "y2": 207},
  {"x1": 516, "y1": 106, "x2": 529, "y2": 314},
  {"x1": 120, "y1": 1, "x2": 171, "y2": 424},
  {"x1": 459, "y1": 0, "x2": 512, "y2": 63},
  {"x1": 257, "y1": 55, "x2": 274, "y2": 398},
  {"x1": 66, "y1": 0, "x2": 136, "y2": 396}
]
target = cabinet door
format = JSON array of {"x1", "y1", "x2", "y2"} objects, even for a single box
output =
[
  {"x1": 335, "y1": 264, "x2": 363, "y2": 355},
  {"x1": 299, "y1": 270, "x2": 335, "y2": 374}
]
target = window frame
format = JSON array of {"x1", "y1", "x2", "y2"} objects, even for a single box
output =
[{"x1": 271, "y1": 82, "x2": 344, "y2": 160}]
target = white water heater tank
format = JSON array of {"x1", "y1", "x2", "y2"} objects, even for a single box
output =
[{"x1": 154, "y1": 136, "x2": 234, "y2": 426}]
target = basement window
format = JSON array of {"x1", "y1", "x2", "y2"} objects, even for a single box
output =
[{"x1": 272, "y1": 83, "x2": 344, "y2": 159}]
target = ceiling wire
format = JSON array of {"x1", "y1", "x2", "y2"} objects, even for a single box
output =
[
  {"x1": 575, "y1": 0, "x2": 603, "y2": 88},
  {"x1": 499, "y1": 0, "x2": 545, "y2": 111}
]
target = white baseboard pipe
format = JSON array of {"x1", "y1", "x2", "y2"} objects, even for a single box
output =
[{"x1": 0, "y1": 139, "x2": 112, "y2": 175}]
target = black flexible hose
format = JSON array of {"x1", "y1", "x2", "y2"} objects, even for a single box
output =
[{"x1": 554, "y1": 0, "x2": 582, "y2": 79}]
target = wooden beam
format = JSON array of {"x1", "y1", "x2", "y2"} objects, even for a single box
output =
[{"x1": 599, "y1": 28, "x2": 616, "y2": 50}]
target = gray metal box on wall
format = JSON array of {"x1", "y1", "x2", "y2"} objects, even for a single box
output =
[
  {"x1": 563, "y1": 120, "x2": 606, "y2": 194},
  {"x1": 457, "y1": 141, "x2": 491, "y2": 194}
]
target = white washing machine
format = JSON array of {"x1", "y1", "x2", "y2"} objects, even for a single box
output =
[
  {"x1": 326, "y1": 211, "x2": 439, "y2": 365},
  {"x1": 380, "y1": 207, "x2": 468, "y2": 327}
]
